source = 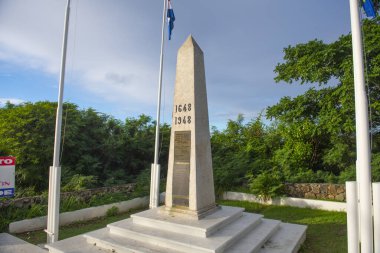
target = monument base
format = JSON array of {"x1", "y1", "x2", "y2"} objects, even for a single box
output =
[
  {"x1": 46, "y1": 205, "x2": 307, "y2": 253},
  {"x1": 164, "y1": 203, "x2": 220, "y2": 220}
]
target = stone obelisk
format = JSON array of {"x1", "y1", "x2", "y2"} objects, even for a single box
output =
[
  {"x1": 46, "y1": 35, "x2": 307, "y2": 253},
  {"x1": 165, "y1": 35, "x2": 217, "y2": 218}
]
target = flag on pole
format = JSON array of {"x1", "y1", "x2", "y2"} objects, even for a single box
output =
[
  {"x1": 362, "y1": 0, "x2": 377, "y2": 17},
  {"x1": 167, "y1": 0, "x2": 175, "y2": 40}
]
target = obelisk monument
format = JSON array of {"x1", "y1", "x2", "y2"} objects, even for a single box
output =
[
  {"x1": 46, "y1": 35, "x2": 307, "y2": 253},
  {"x1": 165, "y1": 35, "x2": 217, "y2": 218}
]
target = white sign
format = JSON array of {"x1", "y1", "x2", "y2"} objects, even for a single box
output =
[{"x1": 0, "y1": 156, "x2": 15, "y2": 197}]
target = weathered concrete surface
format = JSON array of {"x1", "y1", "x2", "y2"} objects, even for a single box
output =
[
  {"x1": 223, "y1": 191, "x2": 346, "y2": 212},
  {"x1": 0, "y1": 233, "x2": 46, "y2": 253},
  {"x1": 131, "y1": 205, "x2": 244, "y2": 237},
  {"x1": 46, "y1": 205, "x2": 307, "y2": 253},
  {"x1": 259, "y1": 223, "x2": 307, "y2": 253},
  {"x1": 10, "y1": 194, "x2": 165, "y2": 234},
  {"x1": 165, "y1": 35, "x2": 216, "y2": 218}
]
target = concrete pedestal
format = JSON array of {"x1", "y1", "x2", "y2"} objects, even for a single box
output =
[{"x1": 46, "y1": 205, "x2": 306, "y2": 253}]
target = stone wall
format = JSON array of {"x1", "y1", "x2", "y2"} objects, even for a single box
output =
[
  {"x1": 285, "y1": 183, "x2": 346, "y2": 201},
  {"x1": 0, "y1": 183, "x2": 347, "y2": 209},
  {"x1": 0, "y1": 184, "x2": 135, "y2": 209}
]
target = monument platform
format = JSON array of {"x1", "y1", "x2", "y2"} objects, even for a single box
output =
[{"x1": 46, "y1": 205, "x2": 306, "y2": 253}]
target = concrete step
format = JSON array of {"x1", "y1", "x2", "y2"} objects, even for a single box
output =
[
  {"x1": 45, "y1": 233, "x2": 112, "y2": 253},
  {"x1": 108, "y1": 212, "x2": 263, "y2": 253},
  {"x1": 224, "y1": 219, "x2": 281, "y2": 253},
  {"x1": 45, "y1": 211, "x2": 307, "y2": 253},
  {"x1": 0, "y1": 233, "x2": 47, "y2": 253},
  {"x1": 131, "y1": 205, "x2": 244, "y2": 237},
  {"x1": 84, "y1": 228, "x2": 183, "y2": 253},
  {"x1": 259, "y1": 223, "x2": 307, "y2": 253}
]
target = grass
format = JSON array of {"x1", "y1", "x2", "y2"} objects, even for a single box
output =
[
  {"x1": 14, "y1": 201, "x2": 347, "y2": 253},
  {"x1": 0, "y1": 191, "x2": 145, "y2": 232},
  {"x1": 15, "y1": 208, "x2": 145, "y2": 245}
]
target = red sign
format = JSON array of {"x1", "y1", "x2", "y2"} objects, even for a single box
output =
[
  {"x1": 0, "y1": 156, "x2": 15, "y2": 197},
  {"x1": 0, "y1": 157, "x2": 15, "y2": 166}
]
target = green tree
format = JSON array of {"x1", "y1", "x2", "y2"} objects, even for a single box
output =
[
  {"x1": 211, "y1": 115, "x2": 277, "y2": 192},
  {"x1": 0, "y1": 102, "x2": 171, "y2": 194},
  {"x1": 121, "y1": 115, "x2": 170, "y2": 180},
  {"x1": 0, "y1": 101, "x2": 56, "y2": 192},
  {"x1": 60, "y1": 106, "x2": 116, "y2": 185},
  {"x1": 269, "y1": 18, "x2": 380, "y2": 181}
]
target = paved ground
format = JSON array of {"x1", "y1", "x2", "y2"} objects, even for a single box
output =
[{"x1": 0, "y1": 233, "x2": 46, "y2": 253}]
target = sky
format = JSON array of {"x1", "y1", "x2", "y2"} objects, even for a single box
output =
[{"x1": 0, "y1": 0, "x2": 352, "y2": 129}]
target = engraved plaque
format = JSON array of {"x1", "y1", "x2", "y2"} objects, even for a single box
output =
[{"x1": 172, "y1": 131, "x2": 191, "y2": 207}]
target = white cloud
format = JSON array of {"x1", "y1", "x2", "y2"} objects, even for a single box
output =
[
  {"x1": 0, "y1": 98, "x2": 25, "y2": 106},
  {"x1": 0, "y1": 0, "x2": 351, "y2": 127},
  {"x1": 0, "y1": 0, "x2": 164, "y2": 107},
  {"x1": 0, "y1": 0, "x2": 65, "y2": 73}
]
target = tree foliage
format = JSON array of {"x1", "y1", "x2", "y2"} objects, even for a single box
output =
[
  {"x1": 269, "y1": 18, "x2": 380, "y2": 182},
  {"x1": 0, "y1": 102, "x2": 170, "y2": 194},
  {"x1": 211, "y1": 115, "x2": 278, "y2": 192},
  {"x1": 1, "y1": 20, "x2": 380, "y2": 197},
  {"x1": 212, "y1": 18, "x2": 380, "y2": 192}
]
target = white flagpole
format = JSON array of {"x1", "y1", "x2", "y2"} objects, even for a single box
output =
[
  {"x1": 46, "y1": 0, "x2": 70, "y2": 243},
  {"x1": 348, "y1": 0, "x2": 373, "y2": 252},
  {"x1": 150, "y1": 0, "x2": 167, "y2": 208}
]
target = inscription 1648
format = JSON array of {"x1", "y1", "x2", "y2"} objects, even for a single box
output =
[{"x1": 174, "y1": 103, "x2": 192, "y2": 125}]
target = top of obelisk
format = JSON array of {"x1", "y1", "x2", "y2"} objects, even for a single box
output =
[{"x1": 180, "y1": 35, "x2": 203, "y2": 54}]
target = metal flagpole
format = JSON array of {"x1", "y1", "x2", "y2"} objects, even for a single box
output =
[
  {"x1": 46, "y1": 0, "x2": 70, "y2": 243},
  {"x1": 150, "y1": 0, "x2": 167, "y2": 208},
  {"x1": 348, "y1": 0, "x2": 373, "y2": 252}
]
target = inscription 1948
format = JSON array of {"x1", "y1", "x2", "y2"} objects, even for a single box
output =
[{"x1": 174, "y1": 103, "x2": 192, "y2": 125}]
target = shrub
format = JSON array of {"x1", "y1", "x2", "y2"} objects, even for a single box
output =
[
  {"x1": 26, "y1": 204, "x2": 46, "y2": 219},
  {"x1": 60, "y1": 195, "x2": 88, "y2": 212},
  {"x1": 372, "y1": 153, "x2": 380, "y2": 182},
  {"x1": 286, "y1": 169, "x2": 338, "y2": 184},
  {"x1": 106, "y1": 206, "x2": 119, "y2": 217},
  {"x1": 62, "y1": 174, "x2": 97, "y2": 192},
  {"x1": 247, "y1": 171, "x2": 284, "y2": 201},
  {"x1": 133, "y1": 168, "x2": 151, "y2": 197}
]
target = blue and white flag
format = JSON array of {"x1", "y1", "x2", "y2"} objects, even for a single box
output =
[
  {"x1": 167, "y1": 0, "x2": 175, "y2": 40},
  {"x1": 363, "y1": 0, "x2": 376, "y2": 17}
]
